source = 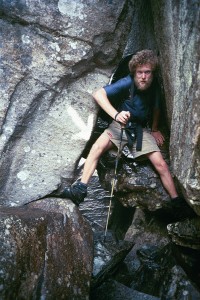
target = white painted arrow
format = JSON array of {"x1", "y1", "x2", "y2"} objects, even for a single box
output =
[{"x1": 67, "y1": 106, "x2": 94, "y2": 141}]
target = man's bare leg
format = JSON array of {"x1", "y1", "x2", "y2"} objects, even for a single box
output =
[
  {"x1": 59, "y1": 133, "x2": 114, "y2": 205},
  {"x1": 146, "y1": 151, "x2": 196, "y2": 218},
  {"x1": 81, "y1": 133, "x2": 114, "y2": 184},
  {"x1": 146, "y1": 151, "x2": 178, "y2": 199}
]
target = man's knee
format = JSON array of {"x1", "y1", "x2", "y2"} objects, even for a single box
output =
[
  {"x1": 154, "y1": 159, "x2": 169, "y2": 174},
  {"x1": 147, "y1": 152, "x2": 169, "y2": 173},
  {"x1": 90, "y1": 141, "x2": 107, "y2": 157}
]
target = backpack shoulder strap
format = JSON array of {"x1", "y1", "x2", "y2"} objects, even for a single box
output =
[{"x1": 130, "y1": 79, "x2": 135, "y2": 100}]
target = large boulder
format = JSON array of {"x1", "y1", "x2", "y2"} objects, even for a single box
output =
[
  {"x1": 167, "y1": 217, "x2": 200, "y2": 250},
  {"x1": 0, "y1": 0, "x2": 133, "y2": 206},
  {"x1": 98, "y1": 146, "x2": 171, "y2": 212},
  {"x1": 0, "y1": 198, "x2": 93, "y2": 299}
]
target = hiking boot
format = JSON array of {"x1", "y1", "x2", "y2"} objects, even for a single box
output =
[{"x1": 60, "y1": 181, "x2": 87, "y2": 206}]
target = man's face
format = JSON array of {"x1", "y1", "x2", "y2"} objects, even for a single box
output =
[{"x1": 134, "y1": 64, "x2": 153, "y2": 91}]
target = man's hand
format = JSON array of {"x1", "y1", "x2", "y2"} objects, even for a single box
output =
[
  {"x1": 115, "y1": 111, "x2": 130, "y2": 125},
  {"x1": 151, "y1": 130, "x2": 165, "y2": 146}
]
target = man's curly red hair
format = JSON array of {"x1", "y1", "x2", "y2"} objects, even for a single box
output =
[{"x1": 129, "y1": 50, "x2": 158, "y2": 75}]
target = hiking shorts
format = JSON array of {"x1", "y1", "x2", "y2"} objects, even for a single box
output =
[{"x1": 102, "y1": 120, "x2": 160, "y2": 159}]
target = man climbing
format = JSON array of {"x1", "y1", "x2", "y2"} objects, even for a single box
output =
[{"x1": 58, "y1": 50, "x2": 184, "y2": 209}]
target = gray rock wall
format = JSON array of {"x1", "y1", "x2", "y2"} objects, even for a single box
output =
[
  {"x1": 151, "y1": 0, "x2": 200, "y2": 212},
  {"x1": 0, "y1": 0, "x2": 133, "y2": 206}
]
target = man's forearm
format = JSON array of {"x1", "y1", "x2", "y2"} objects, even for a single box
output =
[{"x1": 92, "y1": 88, "x2": 118, "y2": 120}]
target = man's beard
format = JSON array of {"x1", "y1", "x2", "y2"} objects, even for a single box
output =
[{"x1": 134, "y1": 77, "x2": 153, "y2": 91}]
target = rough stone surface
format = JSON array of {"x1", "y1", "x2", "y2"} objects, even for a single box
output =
[
  {"x1": 112, "y1": 208, "x2": 200, "y2": 299},
  {"x1": 0, "y1": 0, "x2": 132, "y2": 206},
  {"x1": 167, "y1": 217, "x2": 200, "y2": 250},
  {"x1": 98, "y1": 147, "x2": 171, "y2": 212},
  {"x1": 129, "y1": 246, "x2": 200, "y2": 299},
  {"x1": 91, "y1": 231, "x2": 134, "y2": 289},
  {"x1": 124, "y1": 0, "x2": 157, "y2": 56},
  {"x1": 0, "y1": 198, "x2": 93, "y2": 299},
  {"x1": 124, "y1": 208, "x2": 170, "y2": 247},
  {"x1": 151, "y1": 0, "x2": 200, "y2": 212},
  {"x1": 160, "y1": 265, "x2": 200, "y2": 300}
]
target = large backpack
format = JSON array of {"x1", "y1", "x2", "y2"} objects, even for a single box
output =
[{"x1": 109, "y1": 53, "x2": 134, "y2": 84}]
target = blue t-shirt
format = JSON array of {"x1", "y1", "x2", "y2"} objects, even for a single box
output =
[
  {"x1": 104, "y1": 75, "x2": 132, "y2": 104},
  {"x1": 104, "y1": 75, "x2": 161, "y2": 125}
]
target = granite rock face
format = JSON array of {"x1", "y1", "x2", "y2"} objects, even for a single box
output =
[
  {"x1": 0, "y1": 198, "x2": 93, "y2": 299},
  {"x1": 0, "y1": 0, "x2": 132, "y2": 206},
  {"x1": 151, "y1": 0, "x2": 200, "y2": 213},
  {"x1": 167, "y1": 217, "x2": 200, "y2": 250}
]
